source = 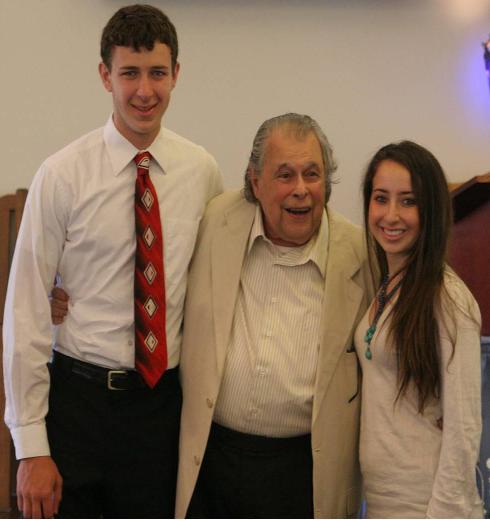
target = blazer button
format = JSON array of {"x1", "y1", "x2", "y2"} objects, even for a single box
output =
[
  {"x1": 206, "y1": 398, "x2": 214, "y2": 409},
  {"x1": 194, "y1": 455, "x2": 201, "y2": 466}
]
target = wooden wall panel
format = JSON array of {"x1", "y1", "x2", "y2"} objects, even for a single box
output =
[{"x1": 0, "y1": 189, "x2": 27, "y2": 514}]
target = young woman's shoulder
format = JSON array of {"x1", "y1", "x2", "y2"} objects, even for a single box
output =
[{"x1": 440, "y1": 266, "x2": 481, "y2": 330}]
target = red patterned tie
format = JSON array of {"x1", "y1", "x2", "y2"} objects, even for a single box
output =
[{"x1": 134, "y1": 151, "x2": 167, "y2": 388}]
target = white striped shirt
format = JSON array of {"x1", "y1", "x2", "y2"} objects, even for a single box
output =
[{"x1": 213, "y1": 205, "x2": 328, "y2": 437}]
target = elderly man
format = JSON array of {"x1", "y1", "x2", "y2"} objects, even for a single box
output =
[{"x1": 175, "y1": 113, "x2": 373, "y2": 518}]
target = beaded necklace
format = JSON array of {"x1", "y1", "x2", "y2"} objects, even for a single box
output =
[{"x1": 364, "y1": 275, "x2": 403, "y2": 360}]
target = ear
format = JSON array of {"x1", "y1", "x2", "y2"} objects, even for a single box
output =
[
  {"x1": 171, "y1": 62, "x2": 180, "y2": 90},
  {"x1": 99, "y1": 62, "x2": 112, "y2": 93},
  {"x1": 249, "y1": 169, "x2": 260, "y2": 198}
]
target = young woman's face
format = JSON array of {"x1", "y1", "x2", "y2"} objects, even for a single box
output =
[{"x1": 368, "y1": 159, "x2": 421, "y2": 274}]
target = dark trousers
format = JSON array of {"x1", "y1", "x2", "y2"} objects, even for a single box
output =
[
  {"x1": 187, "y1": 422, "x2": 313, "y2": 519},
  {"x1": 46, "y1": 356, "x2": 182, "y2": 518}
]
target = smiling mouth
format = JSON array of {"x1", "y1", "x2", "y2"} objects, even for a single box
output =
[
  {"x1": 286, "y1": 207, "x2": 311, "y2": 215},
  {"x1": 133, "y1": 104, "x2": 157, "y2": 113},
  {"x1": 381, "y1": 227, "x2": 405, "y2": 237}
]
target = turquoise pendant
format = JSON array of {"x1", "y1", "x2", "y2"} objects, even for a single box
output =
[
  {"x1": 364, "y1": 326, "x2": 375, "y2": 343},
  {"x1": 364, "y1": 325, "x2": 375, "y2": 360}
]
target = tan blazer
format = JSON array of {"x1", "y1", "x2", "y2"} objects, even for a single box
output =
[{"x1": 176, "y1": 191, "x2": 373, "y2": 519}]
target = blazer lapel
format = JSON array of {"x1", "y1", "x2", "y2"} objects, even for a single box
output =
[
  {"x1": 211, "y1": 199, "x2": 255, "y2": 375},
  {"x1": 312, "y1": 213, "x2": 365, "y2": 425}
]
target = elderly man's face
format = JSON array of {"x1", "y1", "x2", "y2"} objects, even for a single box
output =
[{"x1": 250, "y1": 127, "x2": 326, "y2": 247}]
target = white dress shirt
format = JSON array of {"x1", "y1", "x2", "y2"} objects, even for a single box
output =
[
  {"x1": 3, "y1": 117, "x2": 223, "y2": 459},
  {"x1": 213, "y1": 206, "x2": 328, "y2": 437}
]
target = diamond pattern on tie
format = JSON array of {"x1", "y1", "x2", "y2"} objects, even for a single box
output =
[
  {"x1": 144, "y1": 263, "x2": 156, "y2": 284},
  {"x1": 141, "y1": 189, "x2": 154, "y2": 211},
  {"x1": 144, "y1": 296, "x2": 158, "y2": 318},
  {"x1": 145, "y1": 331, "x2": 158, "y2": 353},
  {"x1": 143, "y1": 226, "x2": 155, "y2": 248},
  {"x1": 137, "y1": 155, "x2": 150, "y2": 169},
  {"x1": 134, "y1": 151, "x2": 167, "y2": 388}
]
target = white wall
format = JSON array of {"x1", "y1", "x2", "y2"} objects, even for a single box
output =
[{"x1": 2, "y1": 0, "x2": 489, "y2": 223}]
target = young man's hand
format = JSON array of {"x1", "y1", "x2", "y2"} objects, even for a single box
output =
[{"x1": 17, "y1": 456, "x2": 63, "y2": 518}]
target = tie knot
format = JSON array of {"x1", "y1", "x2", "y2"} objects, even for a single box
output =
[{"x1": 135, "y1": 151, "x2": 151, "y2": 175}]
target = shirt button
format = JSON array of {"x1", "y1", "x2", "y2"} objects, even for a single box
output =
[
  {"x1": 206, "y1": 398, "x2": 214, "y2": 409},
  {"x1": 194, "y1": 456, "x2": 201, "y2": 466},
  {"x1": 314, "y1": 447, "x2": 320, "y2": 453},
  {"x1": 127, "y1": 340, "x2": 133, "y2": 346}
]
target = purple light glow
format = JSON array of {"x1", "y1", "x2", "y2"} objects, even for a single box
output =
[
  {"x1": 484, "y1": 36, "x2": 490, "y2": 89},
  {"x1": 458, "y1": 38, "x2": 490, "y2": 122}
]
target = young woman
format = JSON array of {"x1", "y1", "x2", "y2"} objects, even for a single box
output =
[{"x1": 355, "y1": 141, "x2": 483, "y2": 518}]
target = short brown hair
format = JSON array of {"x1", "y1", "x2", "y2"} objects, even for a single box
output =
[{"x1": 100, "y1": 4, "x2": 178, "y2": 71}]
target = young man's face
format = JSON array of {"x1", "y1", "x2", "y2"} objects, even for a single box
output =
[{"x1": 99, "y1": 42, "x2": 179, "y2": 150}]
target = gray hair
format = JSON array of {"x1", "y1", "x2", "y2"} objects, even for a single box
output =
[{"x1": 243, "y1": 113, "x2": 337, "y2": 203}]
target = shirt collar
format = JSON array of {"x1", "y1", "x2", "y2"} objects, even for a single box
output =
[
  {"x1": 248, "y1": 204, "x2": 329, "y2": 277},
  {"x1": 103, "y1": 115, "x2": 166, "y2": 176}
]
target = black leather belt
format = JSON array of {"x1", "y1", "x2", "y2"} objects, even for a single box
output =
[{"x1": 51, "y1": 350, "x2": 146, "y2": 391}]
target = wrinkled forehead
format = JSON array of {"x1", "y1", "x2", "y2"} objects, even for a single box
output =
[
  {"x1": 268, "y1": 123, "x2": 315, "y2": 143},
  {"x1": 264, "y1": 127, "x2": 323, "y2": 167}
]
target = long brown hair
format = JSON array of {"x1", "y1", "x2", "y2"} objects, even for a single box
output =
[{"x1": 362, "y1": 140, "x2": 452, "y2": 412}]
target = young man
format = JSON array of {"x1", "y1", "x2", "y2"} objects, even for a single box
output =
[{"x1": 3, "y1": 5, "x2": 222, "y2": 518}]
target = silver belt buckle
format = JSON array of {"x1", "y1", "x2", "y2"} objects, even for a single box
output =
[{"x1": 107, "y1": 370, "x2": 127, "y2": 390}]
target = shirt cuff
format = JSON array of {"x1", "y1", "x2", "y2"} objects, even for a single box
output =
[{"x1": 10, "y1": 423, "x2": 50, "y2": 460}]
